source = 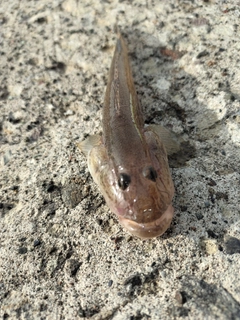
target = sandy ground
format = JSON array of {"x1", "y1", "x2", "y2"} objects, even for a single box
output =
[{"x1": 1, "y1": 0, "x2": 240, "y2": 319}]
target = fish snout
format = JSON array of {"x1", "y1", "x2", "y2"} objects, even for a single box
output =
[{"x1": 118, "y1": 204, "x2": 174, "y2": 239}]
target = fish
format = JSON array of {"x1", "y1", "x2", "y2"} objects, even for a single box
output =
[{"x1": 78, "y1": 33, "x2": 180, "y2": 239}]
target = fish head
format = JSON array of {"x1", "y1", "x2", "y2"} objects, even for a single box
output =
[
  {"x1": 116, "y1": 165, "x2": 174, "y2": 239},
  {"x1": 87, "y1": 130, "x2": 174, "y2": 239}
]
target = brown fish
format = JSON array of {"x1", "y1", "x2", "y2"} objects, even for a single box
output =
[{"x1": 78, "y1": 34, "x2": 179, "y2": 239}]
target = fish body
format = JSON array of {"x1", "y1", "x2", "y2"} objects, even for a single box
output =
[{"x1": 79, "y1": 34, "x2": 177, "y2": 239}]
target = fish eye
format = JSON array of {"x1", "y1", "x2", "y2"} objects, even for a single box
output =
[
  {"x1": 118, "y1": 173, "x2": 131, "y2": 190},
  {"x1": 143, "y1": 166, "x2": 157, "y2": 182}
]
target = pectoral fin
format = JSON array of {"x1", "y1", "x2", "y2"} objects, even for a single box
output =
[
  {"x1": 77, "y1": 134, "x2": 102, "y2": 156},
  {"x1": 145, "y1": 125, "x2": 180, "y2": 156}
]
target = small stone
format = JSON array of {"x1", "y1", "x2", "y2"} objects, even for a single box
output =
[
  {"x1": 201, "y1": 239, "x2": 218, "y2": 255},
  {"x1": 18, "y1": 247, "x2": 28, "y2": 254},
  {"x1": 33, "y1": 239, "x2": 41, "y2": 247},
  {"x1": 204, "y1": 201, "x2": 210, "y2": 208},
  {"x1": 108, "y1": 280, "x2": 113, "y2": 287},
  {"x1": 3, "y1": 150, "x2": 12, "y2": 165},
  {"x1": 207, "y1": 179, "x2": 217, "y2": 186},
  {"x1": 207, "y1": 229, "x2": 218, "y2": 239},
  {"x1": 175, "y1": 291, "x2": 188, "y2": 305},
  {"x1": 180, "y1": 206, "x2": 188, "y2": 212},
  {"x1": 196, "y1": 212, "x2": 204, "y2": 220},
  {"x1": 196, "y1": 50, "x2": 209, "y2": 59},
  {"x1": 224, "y1": 237, "x2": 240, "y2": 254},
  {"x1": 155, "y1": 78, "x2": 171, "y2": 91}
]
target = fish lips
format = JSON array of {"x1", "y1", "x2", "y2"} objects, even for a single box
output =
[{"x1": 118, "y1": 204, "x2": 174, "y2": 239}]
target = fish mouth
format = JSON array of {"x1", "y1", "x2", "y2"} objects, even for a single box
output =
[{"x1": 118, "y1": 204, "x2": 174, "y2": 239}]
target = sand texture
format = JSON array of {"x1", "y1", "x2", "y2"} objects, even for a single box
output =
[{"x1": 0, "y1": 0, "x2": 240, "y2": 319}]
